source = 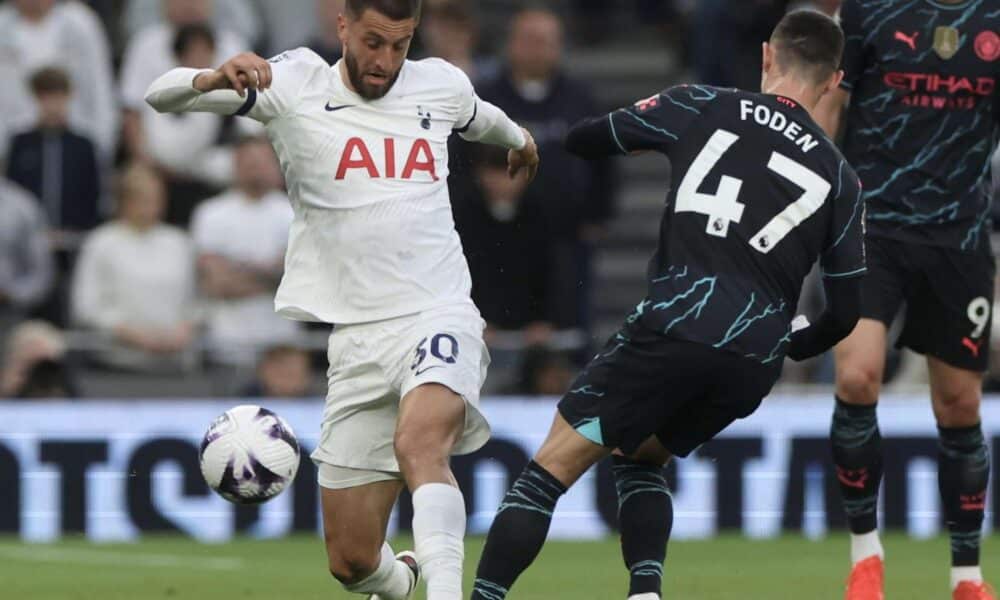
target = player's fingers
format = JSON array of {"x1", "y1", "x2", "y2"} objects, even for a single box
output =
[
  {"x1": 257, "y1": 61, "x2": 271, "y2": 89},
  {"x1": 507, "y1": 153, "x2": 521, "y2": 179},
  {"x1": 525, "y1": 161, "x2": 539, "y2": 183},
  {"x1": 222, "y1": 64, "x2": 245, "y2": 96}
]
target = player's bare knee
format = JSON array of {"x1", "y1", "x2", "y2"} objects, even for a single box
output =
[
  {"x1": 393, "y1": 428, "x2": 450, "y2": 474},
  {"x1": 327, "y1": 545, "x2": 381, "y2": 585},
  {"x1": 933, "y1": 387, "x2": 982, "y2": 427},
  {"x1": 835, "y1": 363, "x2": 881, "y2": 405}
]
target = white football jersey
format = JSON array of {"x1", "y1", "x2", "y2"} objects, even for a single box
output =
[
  {"x1": 188, "y1": 48, "x2": 484, "y2": 324},
  {"x1": 255, "y1": 49, "x2": 479, "y2": 323}
]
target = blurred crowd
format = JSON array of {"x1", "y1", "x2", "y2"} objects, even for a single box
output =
[{"x1": 0, "y1": 0, "x2": 997, "y2": 400}]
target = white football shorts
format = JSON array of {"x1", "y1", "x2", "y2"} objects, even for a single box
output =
[{"x1": 310, "y1": 302, "x2": 491, "y2": 488}]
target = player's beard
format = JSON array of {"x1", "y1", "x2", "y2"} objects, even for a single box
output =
[{"x1": 344, "y1": 51, "x2": 400, "y2": 100}]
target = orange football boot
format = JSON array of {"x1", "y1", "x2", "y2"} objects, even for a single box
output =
[
  {"x1": 845, "y1": 556, "x2": 884, "y2": 600},
  {"x1": 954, "y1": 581, "x2": 997, "y2": 600}
]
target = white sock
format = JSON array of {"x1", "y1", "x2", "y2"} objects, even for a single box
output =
[
  {"x1": 628, "y1": 594, "x2": 661, "y2": 600},
  {"x1": 952, "y1": 566, "x2": 984, "y2": 590},
  {"x1": 850, "y1": 530, "x2": 884, "y2": 564},
  {"x1": 412, "y1": 483, "x2": 466, "y2": 600},
  {"x1": 343, "y1": 543, "x2": 414, "y2": 600}
]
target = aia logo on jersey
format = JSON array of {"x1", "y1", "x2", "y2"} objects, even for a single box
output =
[
  {"x1": 975, "y1": 31, "x2": 1000, "y2": 62},
  {"x1": 335, "y1": 137, "x2": 439, "y2": 181},
  {"x1": 634, "y1": 94, "x2": 660, "y2": 113}
]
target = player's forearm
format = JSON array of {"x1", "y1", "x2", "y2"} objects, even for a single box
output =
[
  {"x1": 459, "y1": 100, "x2": 526, "y2": 149},
  {"x1": 565, "y1": 114, "x2": 622, "y2": 159},
  {"x1": 786, "y1": 276, "x2": 862, "y2": 361},
  {"x1": 144, "y1": 68, "x2": 246, "y2": 115}
]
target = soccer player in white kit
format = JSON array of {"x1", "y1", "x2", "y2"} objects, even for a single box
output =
[{"x1": 144, "y1": 1, "x2": 539, "y2": 599}]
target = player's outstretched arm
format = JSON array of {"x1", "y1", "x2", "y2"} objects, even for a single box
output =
[
  {"x1": 565, "y1": 114, "x2": 623, "y2": 159},
  {"x1": 458, "y1": 100, "x2": 539, "y2": 182},
  {"x1": 786, "y1": 276, "x2": 862, "y2": 361},
  {"x1": 144, "y1": 52, "x2": 273, "y2": 117}
]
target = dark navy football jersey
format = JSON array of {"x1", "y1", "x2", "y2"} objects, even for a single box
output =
[
  {"x1": 608, "y1": 85, "x2": 866, "y2": 364},
  {"x1": 840, "y1": 0, "x2": 999, "y2": 254}
]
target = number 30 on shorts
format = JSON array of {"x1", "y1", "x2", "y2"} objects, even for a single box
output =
[
  {"x1": 967, "y1": 297, "x2": 991, "y2": 338},
  {"x1": 411, "y1": 333, "x2": 460, "y2": 372}
]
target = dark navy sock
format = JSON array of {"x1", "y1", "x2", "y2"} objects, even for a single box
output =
[
  {"x1": 471, "y1": 461, "x2": 567, "y2": 600},
  {"x1": 938, "y1": 423, "x2": 990, "y2": 567},
  {"x1": 830, "y1": 397, "x2": 883, "y2": 534},
  {"x1": 613, "y1": 455, "x2": 673, "y2": 598}
]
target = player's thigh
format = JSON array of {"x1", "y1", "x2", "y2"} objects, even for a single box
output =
[
  {"x1": 927, "y1": 356, "x2": 984, "y2": 427},
  {"x1": 557, "y1": 323, "x2": 691, "y2": 459},
  {"x1": 899, "y1": 247, "x2": 994, "y2": 374},
  {"x1": 834, "y1": 319, "x2": 889, "y2": 405},
  {"x1": 311, "y1": 325, "x2": 400, "y2": 473},
  {"x1": 321, "y1": 478, "x2": 405, "y2": 578},
  {"x1": 657, "y1": 350, "x2": 776, "y2": 457},
  {"x1": 534, "y1": 410, "x2": 610, "y2": 488},
  {"x1": 390, "y1": 304, "x2": 492, "y2": 455},
  {"x1": 395, "y1": 383, "x2": 466, "y2": 476}
]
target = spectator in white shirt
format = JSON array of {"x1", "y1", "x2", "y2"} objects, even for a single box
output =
[
  {"x1": 120, "y1": 0, "x2": 248, "y2": 163},
  {"x1": 71, "y1": 163, "x2": 197, "y2": 372},
  {"x1": 0, "y1": 0, "x2": 118, "y2": 161},
  {"x1": 190, "y1": 136, "x2": 298, "y2": 368},
  {"x1": 135, "y1": 23, "x2": 261, "y2": 224}
]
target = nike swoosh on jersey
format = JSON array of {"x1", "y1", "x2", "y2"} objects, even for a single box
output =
[
  {"x1": 414, "y1": 366, "x2": 443, "y2": 376},
  {"x1": 325, "y1": 103, "x2": 355, "y2": 112}
]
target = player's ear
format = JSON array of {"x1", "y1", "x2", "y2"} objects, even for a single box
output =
[
  {"x1": 761, "y1": 42, "x2": 774, "y2": 74},
  {"x1": 825, "y1": 69, "x2": 845, "y2": 95},
  {"x1": 338, "y1": 12, "x2": 348, "y2": 45}
]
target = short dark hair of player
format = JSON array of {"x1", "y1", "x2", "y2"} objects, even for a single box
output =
[
  {"x1": 769, "y1": 9, "x2": 844, "y2": 84},
  {"x1": 29, "y1": 67, "x2": 71, "y2": 96},
  {"x1": 346, "y1": 0, "x2": 422, "y2": 21},
  {"x1": 172, "y1": 23, "x2": 216, "y2": 60}
]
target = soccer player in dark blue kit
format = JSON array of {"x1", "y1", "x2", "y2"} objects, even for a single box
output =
[
  {"x1": 814, "y1": 1, "x2": 998, "y2": 598},
  {"x1": 469, "y1": 11, "x2": 866, "y2": 600}
]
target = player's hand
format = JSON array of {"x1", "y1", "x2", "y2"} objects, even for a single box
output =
[
  {"x1": 508, "y1": 127, "x2": 539, "y2": 182},
  {"x1": 193, "y1": 52, "x2": 273, "y2": 98}
]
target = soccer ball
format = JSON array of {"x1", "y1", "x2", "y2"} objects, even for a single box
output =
[{"x1": 199, "y1": 405, "x2": 300, "y2": 505}]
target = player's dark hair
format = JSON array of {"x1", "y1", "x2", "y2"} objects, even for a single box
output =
[
  {"x1": 172, "y1": 23, "x2": 216, "y2": 60},
  {"x1": 29, "y1": 67, "x2": 71, "y2": 96},
  {"x1": 770, "y1": 9, "x2": 844, "y2": 84},
  {"x1": 346, "y1": 0, "x2": 422, "y2": 21}
]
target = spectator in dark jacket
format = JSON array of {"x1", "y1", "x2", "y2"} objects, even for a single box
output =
[
  {"x1": 6, "y1": 67, "x2": 101, "y2": 240},
  {"x1": 454, "y1": 145, "x2": 552, "y2": 332},
  {"x1": 475, "y1": 7, "x2": 617, "y2": 331}
]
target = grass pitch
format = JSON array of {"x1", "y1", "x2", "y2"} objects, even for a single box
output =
[{"x1": 1, "y1": 534, "x2": 995, "y2": 599}]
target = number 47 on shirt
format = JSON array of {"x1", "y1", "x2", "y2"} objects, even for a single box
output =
[{"x1": 676, "y1": 129, "x2": 831, "y2": 253}]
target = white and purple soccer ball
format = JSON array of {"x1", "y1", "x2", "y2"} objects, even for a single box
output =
[{"x1": 199, "y1": 405, "x2": 300, "y2": 505}]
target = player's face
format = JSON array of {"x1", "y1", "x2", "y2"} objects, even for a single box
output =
[{"x1": 339, "y1": 8, "x2": 416, "y2": 100}]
